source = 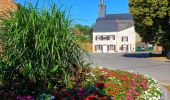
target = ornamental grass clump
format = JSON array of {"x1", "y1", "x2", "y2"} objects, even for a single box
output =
[{"x1": 0, "y1": 2, "x2": 88, "y2": 96}]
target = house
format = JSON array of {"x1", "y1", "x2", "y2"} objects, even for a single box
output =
[{"x1": 93, "y1": 0, "x2": 136, "y2": 53}]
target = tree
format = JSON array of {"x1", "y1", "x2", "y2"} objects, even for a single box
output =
[
  {"x1": 129, "y1": 0, "x2": 170, "y2": 55},
  {"x1": 73, "y1": 24, "x2": 92, "y2": 35}
]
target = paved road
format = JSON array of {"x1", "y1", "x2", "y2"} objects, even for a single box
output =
[{"x1": 90, "y1": 53, "x2": 170, "y2": 84}]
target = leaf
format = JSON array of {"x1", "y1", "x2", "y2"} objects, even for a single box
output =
[{"x1": 51, "y1": 65, "x2": 59, "y2": 73}]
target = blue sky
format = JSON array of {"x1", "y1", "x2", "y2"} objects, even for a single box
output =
[{"x1": 15, "y1": 0, "x2": 129, "y2": 26}]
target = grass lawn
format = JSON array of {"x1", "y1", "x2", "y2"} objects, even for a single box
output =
[{"x1": 148, "y1": 57, "x2": 169, "y2": 62}]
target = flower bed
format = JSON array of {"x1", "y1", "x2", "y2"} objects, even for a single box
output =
[{"x1": 1, "y1": 68, "x2": 162, "y2": 100}]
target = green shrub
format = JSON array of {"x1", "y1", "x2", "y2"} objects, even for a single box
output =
[
  {"x1": 77, "y1": 35, "x2": 91, "y2": 42},
  {"x1": 0, "y1": 3, "x2": 88, "y2": 96}
]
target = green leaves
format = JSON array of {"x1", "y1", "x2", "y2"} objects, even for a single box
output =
[
  {"x1": 0, "y1": 1, "x2": 88, "y2": 95},
  {"x1": 143, "y1": 16, "x2": 153, "y2": 26},
  {"x1": 50, "y1": 65, "x2": 59, "y2": 73},
  {"x1": 129, "y1": 0, "x2": 170, "y2": 47}
]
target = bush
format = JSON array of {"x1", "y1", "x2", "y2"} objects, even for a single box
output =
[{"x1": 0, "y1": 3, "x2": 88, "y2": 96}]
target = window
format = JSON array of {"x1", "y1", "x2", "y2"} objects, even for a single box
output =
[
  {"x1": 107, "y1": 36, "x2": 110, "y2": 40},
  {"x1": 95, "y1": 35, "x2": 115, "y2": 41},
  {"x1": 122, "y1": 36, "x2": 128, "y2": 42},
  {"x1": 103, "y1": 36, "x2": 107, "y2": 40},
  {"x1": 110, "y1": 35, "x2": 115, "y2": 40},
  {"x1": 101, "y1": 36, "x2": 103, "y2": 40},
  {"x1": 95, "y1": 36, "x2": 97, "y2": 40},
  {"x1": 120, "y1": 45, "x2": 128, "y2": 51},
  {"x1": 95, "y1": 35, "x2": 101, "y2": 40},
  {"x1": 95, "y1": 45, "x2": 102, "y2": 51},
  {"x1": 102, "y1": 35, "x2": 111, "y2": 40},
  {"x1": 107, "y1": 45, "x2": 115, "y2": 51}
]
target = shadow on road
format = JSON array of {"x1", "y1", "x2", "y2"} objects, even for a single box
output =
[{"x1": 122, "y1": 53, "x2": 149, "y2": 58}]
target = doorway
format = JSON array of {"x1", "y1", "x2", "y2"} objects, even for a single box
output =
[{"x1": 102, "y1": 45, "x2": 107, "y2": 53}]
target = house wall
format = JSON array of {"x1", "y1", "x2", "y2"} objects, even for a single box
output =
[
  {"x1": 116, "y1": 27, "x2": 136, "y2": 53},
  {"x1": 93, "y1": 27, "x2": 136, "y2": 53},
  {"x1": 93, "y1": 32, "x2": 117, "y2": 53}
]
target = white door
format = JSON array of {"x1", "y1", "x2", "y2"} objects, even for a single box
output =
[
  {"x1": 103, "y1": 45, "x2": 107, "y2": 53},
  {"x1": 122, "y1": 45, "x2": 127, "y2": 52}
]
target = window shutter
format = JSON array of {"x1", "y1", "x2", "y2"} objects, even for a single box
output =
[
  {"x1": 101, "y1": 36, "x2": 103, "y2": 40},
  {"x1": 107, "y1": 36, "x2": 110, "y2": 40},
  {"x1": 95, "y1": 45, "x2": 97, "y2": 51},
  {"x1": 127, "y1": 45, "x2": 128, "y2": 50}
]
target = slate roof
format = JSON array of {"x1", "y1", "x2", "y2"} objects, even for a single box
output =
[
  {"x1": 93, "y1": 20, "x2": 117, "y2": 32},
  {"x1": 97, "y1": 13, "x2": 133, "y2": 21},
  {"x1": 93, "y1": 13, "x2": 134, "y2": 32}
]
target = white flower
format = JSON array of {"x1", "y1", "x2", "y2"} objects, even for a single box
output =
[{"x1": 50, "y1": 96, "x2": 55, "y2": 100}]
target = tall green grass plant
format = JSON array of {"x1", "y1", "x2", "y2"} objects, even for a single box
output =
[{"x1": 0, "y1": 2, "x2": 88, "y2": 95}]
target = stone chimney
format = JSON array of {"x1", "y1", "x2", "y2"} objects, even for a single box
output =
[{"x1": 99, "y1": 0, "x2": 106, "y2": 18}]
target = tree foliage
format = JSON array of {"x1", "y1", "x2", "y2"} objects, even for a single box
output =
[
  {"x1": 73, "y1": 24, "x2": 93, "y2": 35},
  {"x1": 129, "y1": 0, "x2": 170, "y2": 49},
  {"x1": 73, "y1": 24, "x2": 93, "y2": 42}
]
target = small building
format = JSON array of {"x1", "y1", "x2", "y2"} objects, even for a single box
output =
[{"x1": 93, "y1": 0, "x2": 136, "y2": 53}]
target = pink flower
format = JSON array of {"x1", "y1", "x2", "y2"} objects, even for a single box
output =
[
  {"x1": 78, "y1": 93, "x2": 81, "y2": 96},
  {"x1": 134, "y1": 91, "x2": 139, "y2": 96},
  {"x1": 79, "y1": 88, "x2": 84, "y2": 92},
  {"x1": 131, "y1": 86, "x2": 135, "y2": 90},
  {"x1": 127, "y1": 90, "x2": 132, "y2": 96},
  {"x1": 16, "y1": 96, "x2": 21, "y2": 100},
  {"x1": 125, "y1": 96, "x2": 133, "y2": 100},
  {"x1": 27, "y1": 95, "x2": 34, "y2": 100}
]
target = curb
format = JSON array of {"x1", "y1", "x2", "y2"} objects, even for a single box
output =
[{"x1": 160, "y1": 85, "x2": 170, "y2": 100}]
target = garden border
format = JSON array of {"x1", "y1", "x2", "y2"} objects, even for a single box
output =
[{"x1": 160, "y1": 84, "x2": 170, "y2": 100}]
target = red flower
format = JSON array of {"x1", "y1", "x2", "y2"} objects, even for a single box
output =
[
  {"x1": 116, "y1": 88, "x2": 119, "y2": 93},
  {"x1": 84, "y1": 95, "x2": 97, "y2": 100},
  {"x1": 95, "y1": 81, "x2": 102, "y2": 87},
  {"x1": 109, "y1": 91, "x2": 114, "y2": 96},
  {"x1": 99, "y1": 96, "x2": 107, "y2": 100},
  {"x1": 103, "y1": 84, "x2": 108, "y2": 88},
  {"x1": 66, "y1": 93, "x2": 72, "y2": 97},
  {"x1": 109, "y1": 84, "x2": 114, "y2": 88}
]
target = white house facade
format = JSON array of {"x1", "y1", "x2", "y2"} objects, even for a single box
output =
[{"x1": 93, "y1": 0, "x2": 136, "y2": 53}]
